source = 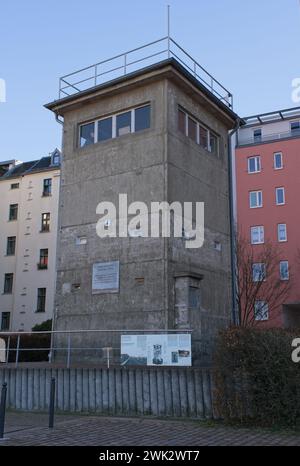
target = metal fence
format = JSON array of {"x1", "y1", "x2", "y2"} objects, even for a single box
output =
[
  {"x1": 237, "y1": 128, "x2": 300, "y2": 146},
  {"x1": 0, "y1": 329, "x2": 194, "y2": 369},
  {"x1": 58, "y1": 36, "x2": 233, "y2": 108}
]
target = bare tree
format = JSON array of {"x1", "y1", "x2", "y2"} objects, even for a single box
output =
[{"x1": 235, "y1": 231, "x2": 293, "y2": 327}]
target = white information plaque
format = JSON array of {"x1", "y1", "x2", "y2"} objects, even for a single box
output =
[{"x1": 92, "y1": 261, "x2": 120, "y2": 294}]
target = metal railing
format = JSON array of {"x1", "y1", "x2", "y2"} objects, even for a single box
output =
[
  {"x1": 0, "y1": 329, "x2": 193, "y2": 369},
  {"x1": 237, "y1": 128, "x2": 300, "y2": 146},
  {"x1": 58, "y1": 36, "x2": 233, "y2": 108}
]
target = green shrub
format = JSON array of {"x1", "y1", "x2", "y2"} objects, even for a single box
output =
[
  {"x1": 32, "y1": 319, "x2": 52, "y2": 332},
  {"x1": 1, "y1": 334, "x2": 51, "y2": 363},
  {"x1": 213, "y1": 326, "x2": 300, "y2": 428}
]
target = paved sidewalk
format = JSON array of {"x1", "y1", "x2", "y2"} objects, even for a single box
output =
[{"x1": 1, "y1": 412, "x2": 300, "y2": 446}]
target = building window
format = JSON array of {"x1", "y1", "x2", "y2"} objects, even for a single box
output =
[
  {"x1": 80, "y1": 122, "x2": 95, "y2": 147},
  {"x1": 79, "y1": 105, "x2": 150, "y2": 148},
  {"x1": 252, "y1": 263, "x2": 266, "y2": 282},
  {"x1": 178, "y1": 108, "x2": 219, "y2": 155},
  {"x1": 36, "y1": 288, "x2": 46, "y2": 312},
  {"x1": 253, "y1": 129, "x2": 262, "y2": 142},
  {"x1": 254, "y1": 301, "x2": 269, "y2": 321},
  {"x1": 98, "y1": 117, "x2": 113, "y2": 142},
  {"x1": 199, "y1": 125, "x2": 209, "y2": 150},
  {"x1": 6, "y1": 236, "x2": 16, "y2": 256},
  {"x1": 3, "y1": 273, "x2": 13, "y2": 294},
  {"x1": 209, "y1": 133, "x2": 218, "y2": 155},
  {"x1": 116, "y1": 111, "x2": 131, "y2": 137},
  {"x1": 134, "y1": 105, "x2": 150, "y2": 132},
  {"x1": 188, "y1": 117, "x2": 197, "y2": 143},
  {"x1": 38, "y1": 249, "x2": 48, "y2": 270},
  {"x1": 1, "y1": 312, "x2": 10, "y2": 331},
  {"x1": 189, "y1": 286, "x2": 200, "y2": 309},
  {"x1": 52, "y1": 151, "x2": 60, "y2": 165},
  {"x1": 41, "y1": 213, "x2": 50, "y2": 232},
  {"x1": 249, "y1": 190, "x2": 262, "y2": 208},
  {"x1": 43, "y1": 178, "x2": 52, "y2": 196},
  {"x1": 10, "y1": 182, "x2": 19, "y2": 190},
  {"x1": 9, "y1": 203, "x2": 18, "y2": 221},
  {"x1": 291, "y1": 121, "x2": 300, "y2": 135},
  {"x1": 251, "y1": 226, "x2": 264, "y2": 244},
  {"x1": 276, "y1": 187, "x2": 285, "y2": 205},
  {"x1": 248, "y1": 156, "x2": 261, "y2": 173},
  {"x1": 178, "y1": 109, "x2": 187, "y2": 134},
  {"x1": 274, "y1": 152, "x2": 283, "y2": 170},
  {"x1": 76, "y1": 236, "x2": 87, "y2": 245},
  {"x1": 278, "y1": 224, "x2": 287, "y2": 242},
  {"x1": 280, "y1": 261, "x2": 289, "y2": 281}
]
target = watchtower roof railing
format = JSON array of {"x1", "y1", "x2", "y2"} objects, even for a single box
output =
[{"x1": 58, "y1": 36, "x2": 233, "y2": 109}]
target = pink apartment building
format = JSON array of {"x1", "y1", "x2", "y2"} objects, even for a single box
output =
[{"x1": 235, "y1": 107, "x2": 300, "y2": 327}]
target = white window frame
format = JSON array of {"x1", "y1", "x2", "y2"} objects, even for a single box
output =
[
  {"x1": 248, "y1": 156, "x2": 261, "y2": 174},
  {"x1": 249, "y1": 190, "x2": 263, "y2": 208},
  {"x1": 178, "y1": 107, "x2": 219, "y2": 156},
  {"x1": 277, "y1": 223, "x2": 287, "y2": 242},
  {"x1": 79, "y1": 104, "x2": 151, "y2": 148},
  {"x1": 251, "y1": 226, "x2": 264, "y2": 244},
  {"x1": 274, "y1": 152, "x2": 283, "y2": 170},
  {"x1": 276, "y1": 187, "x2": 285, "y2": 205},
  {"x1": 252, "y1": 263, "x2": 266, "y2": 282},
  {"x1": 254, "y1": 301, "x2": 269, "y2": 321},
  {"x1": 280, "y1": 261, "x2": 289, "y2": 281}
]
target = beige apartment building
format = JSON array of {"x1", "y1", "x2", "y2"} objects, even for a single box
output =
[{"x1": 0, "y1": 150, "x2": 60, "y2": 331}]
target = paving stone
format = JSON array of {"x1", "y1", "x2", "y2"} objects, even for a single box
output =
[{"x1": 1, "y1": 412, "x2": 299, "y2": 446}]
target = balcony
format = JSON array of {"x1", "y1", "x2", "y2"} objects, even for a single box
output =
[
  {"x1": 237, "y1": 128, "x2": 300, "y2": 147},
  {"x1": 58, "y1": 36, "x2": 233, "y2": 109}
]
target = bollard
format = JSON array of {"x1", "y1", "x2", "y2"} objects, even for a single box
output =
[
  {"x1": 48, "y1": 378, "x2": 56, "y2": 429},
  {"x1": 0, "y1": 382, "x2": 7, "y2": 439}
]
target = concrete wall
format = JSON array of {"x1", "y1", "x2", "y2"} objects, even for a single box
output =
[
  {"x1": 166, "y1": 81, "x2": 232, "y2": 363},
  {"x1": 52, "y1": 63, "x2": 236, "y2": 364},
  {"x1": 0, "y1": 366, "x2": 214, "y2": 418},
  {"x1": 55, "y1": 80, "x2": 169, "y2": 333}
]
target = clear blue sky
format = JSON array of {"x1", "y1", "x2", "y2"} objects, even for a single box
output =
[{"x1": 1, "y1": 0, "x2": 300, "y2": 162}]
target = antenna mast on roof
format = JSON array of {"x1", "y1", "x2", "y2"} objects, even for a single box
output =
[{"x1": 167, "y1": 5, "x2": 171, "y2": 58}]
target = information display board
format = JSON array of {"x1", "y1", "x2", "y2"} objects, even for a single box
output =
[{"x1": 121, "y1": 334, "x2": 191, "y2": 366}]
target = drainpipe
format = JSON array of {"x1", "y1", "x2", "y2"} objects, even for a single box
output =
[
  {"x1": 49, "y1": 111, "x2": 64, "y2": 362},
  {"x1": 228, "y1": 118, "x2": 241, "y2": 325}
]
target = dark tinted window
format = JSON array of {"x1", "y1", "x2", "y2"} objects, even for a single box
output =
[
  {"x1": 4, "y1": 273, "x2": 13, "y2": 294},
  {"x1": 43, "y1": 178, "x2": 52, "y2": 196},
  {"x1": 1, "y1": 312, "x2": 10, "y2": 331},
  {"x1": 9, "y1": 204, "x2": 18, "y2": 221},
  {"x1": 80, "y1": 122, "x2": 95, "y2": 147},
  {"x1": 135, "y1": 105, "x2": 150, "y2": 132},
  {"x1": 116, "y1": 111, "x2": 131, "y2": 137},
  {"x1": 210, "y1": 133, "x2": 218, "y2": 155},
  {"x1": 188, "y1": 117, "x2": 197, "y2": 143},
  {"x1": 199, "y1": 126, "x2": 208, "y2": 149},
  {"x1": 37, "y1": 288, "x2": 46, "y2": 312},
  {"x1": 6, "y1": 236, "x2": 16, "y2": 256},
  {"x1": 178, "y1": 109, "x2": 186, "y2": 134},
  {"x1": 98, "y1": 117, "x2": 112, "y2": 141}
]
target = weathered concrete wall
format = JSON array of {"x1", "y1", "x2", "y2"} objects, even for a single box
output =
[
  {"x1": 52, "y1": 63, "x2": 236, "y2": 364},
  {"x1": 0, "y1": 366, "x2": 214, "y2": 418},
  {"x1": 55, "y1": 80, "x2": 169, "y2": 333},
  {"x1": 166, "y1": 80, "x2": 233, "y2": 364}
]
